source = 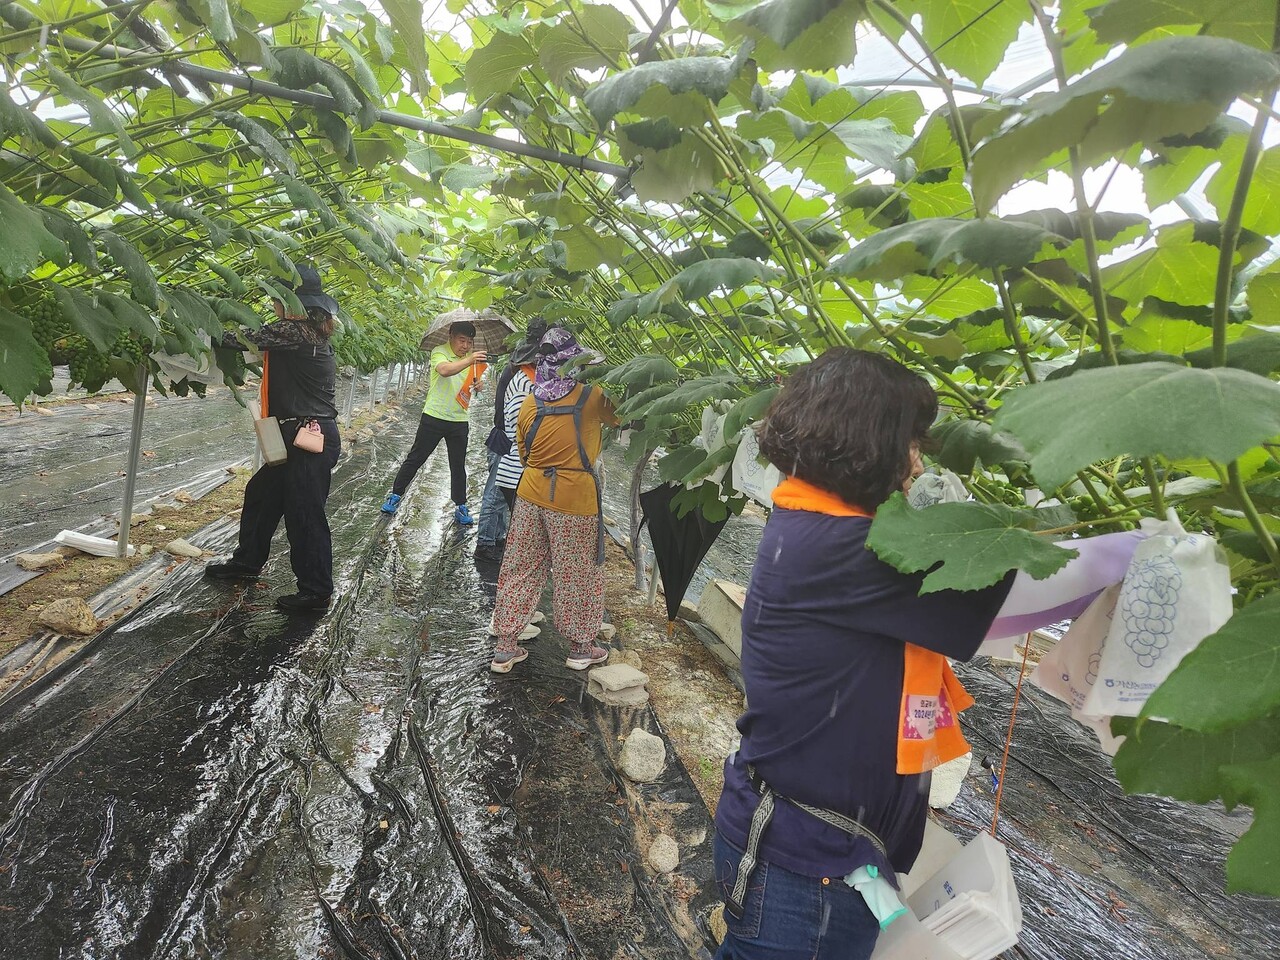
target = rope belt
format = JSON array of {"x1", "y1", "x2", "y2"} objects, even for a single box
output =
[{"x1": 726, "y1": 762, "x2": 889, "y2": 920}]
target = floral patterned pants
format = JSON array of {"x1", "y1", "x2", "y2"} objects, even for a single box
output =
[{"x1": 492, "y1": 497, "x2": 604, "y2": 655}]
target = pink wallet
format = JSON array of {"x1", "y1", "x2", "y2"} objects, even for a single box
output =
[{"x1": 293, "y1": 419, "x2": 325, "y2": 453}]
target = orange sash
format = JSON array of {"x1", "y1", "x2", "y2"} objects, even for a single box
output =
[
  {"x1": 455, "y1": 361, "x2": 488, "y2": 410},
  {"x1": 771, "y1": 476, "x2": 974, "y2": 776}
]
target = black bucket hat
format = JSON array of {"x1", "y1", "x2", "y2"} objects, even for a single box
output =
[
  {"x1": 287, "y1": 262, "x2": 339, "y2": 316},
  {"x1": 509, "y1": 318, "x2": 548, "y2": 365}
]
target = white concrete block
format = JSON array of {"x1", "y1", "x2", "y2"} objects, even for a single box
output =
[{"x1": 697, "y1": 580, "x2": 746, "y2": 657}]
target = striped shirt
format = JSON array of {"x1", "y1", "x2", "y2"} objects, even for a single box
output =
[{"x1": 495, "y1": 369, "x2": 534, "y2": 489}]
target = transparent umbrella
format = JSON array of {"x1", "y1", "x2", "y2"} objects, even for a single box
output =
[{"x1": 419, "y1": 307, "x2": 517, "y2": 356}]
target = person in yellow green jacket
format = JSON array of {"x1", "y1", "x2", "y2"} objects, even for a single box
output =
[{"x1": 380, "y1": 320, "x2": 486, "y2": 524}]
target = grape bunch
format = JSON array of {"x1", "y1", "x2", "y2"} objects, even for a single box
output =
[
  {"x1": 67, "y1": 337, "x2": 112, "y2": 392},
  {"x1": 112, "y1": 331, "x2": 148, "y2": 366},
  {"x1": 26, "y1": 294, "x2": 70, "y2": 350}
]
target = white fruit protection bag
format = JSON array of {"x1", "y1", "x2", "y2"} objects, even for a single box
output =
[{"x1": 1030, "y1": 512, "x2": 1233, "y2": 753}]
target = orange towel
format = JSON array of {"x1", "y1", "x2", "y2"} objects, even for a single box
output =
[
  {"x1": 455, "y1": 361, "x2": 488, "y2": 410},
  {"x1": 770, "y1": 476, "x2": 975, "y2": 775},
  {"x1": 259, "y1": 353, "x2": 269, "y2": 419}
]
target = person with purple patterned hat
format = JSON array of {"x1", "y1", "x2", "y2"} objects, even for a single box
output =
[{"x1": 489, "y1": 327, "x2": 617, "y2": 674}]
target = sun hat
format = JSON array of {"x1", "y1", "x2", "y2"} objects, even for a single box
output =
[{"x1": 285, "y1": 262, "x2": 339, "y2": 316}]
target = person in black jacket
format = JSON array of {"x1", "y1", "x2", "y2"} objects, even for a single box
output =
[{"x1": 206, "y1": 264, "x2": 341, "y2": 612}]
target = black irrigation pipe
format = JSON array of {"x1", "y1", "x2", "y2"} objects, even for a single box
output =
[{"x1": 53, "y1": 35, "x2": 634, "y2": 179}]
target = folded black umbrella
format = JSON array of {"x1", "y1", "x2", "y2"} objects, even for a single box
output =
[{"x1": 639, "y1": 483, "x2": 729, "y2": 624}]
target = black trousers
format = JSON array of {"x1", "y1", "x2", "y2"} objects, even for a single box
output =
[
  {"x1": 232, "y1": 419, "x2": 341, "y2": 596},
  {"x1": 392, "y1": 414, "x2": 469, "y2": 504},
  {"x1": 500, "y1": 486, "x2": 517, "y2": 511}
]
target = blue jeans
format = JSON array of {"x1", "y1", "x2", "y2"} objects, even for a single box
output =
[
  {"x1": 714, "y1": 830, "x2": 879, "y2": 960},
  {"x1": 476, "y1": 448, "x2": 509, "y2": 547}
]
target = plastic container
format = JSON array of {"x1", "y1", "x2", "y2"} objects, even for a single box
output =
[
  {"x1": 54, "y1": 530, "x2": 135, "y2": 558},
  {"x1": 254, "y1": 416, "x2": 289, "y2": 466}
]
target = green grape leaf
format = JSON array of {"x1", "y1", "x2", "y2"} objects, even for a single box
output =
[
  {"x1": 658, "y1": 444, "x2": 709, "y2": 484},
  {"x1": 993, "y1": 363, "x2": 1280, "y2": 490},
  {"x1": 0, "y1": 82, "x2": 60, "y2": 149},
  {"x1": 1088, "y1": 0, "x2": 1275, "y2": 52},
  {"x1": 164, "y1": 288, "x2": 225, "y2": 341},
  {"x1": 1112, "y1": 716, "x2": 1280, "y2": 806},
  {"x1": 971, "y1": 37, "x2": 1280, "y2": 213},
  {"x1": 620, "y1": 133, "x2": 726, "y2": 203},
  {"x1": 96, "y1": 230, "x2": 160, "y2": 309},
  {"x1": 1102, "y1": 231, "x2": 1224, "y2": 309},
  {"x1": 1207, "y1": 139, "x2": 1280, "y2": 236},
  {"x1": 585, "y1": 53, "x2": 748, "y2": 126},
  {"x1": 218, "y1": 113, "x2": 299, "y2": 176},
  {"x1": 50, "y1": 284, "x2": 129, "y2": 353},
  {"x1": 930, "y1": 419, "x2": 1029, "y2": 473},
  {"x1": 0, "y1": 304, "x2": 53, "y2": 405},
  {"x1": 673, "y1": 257, "x2": 783, "y2": 300},
  {"x1": 644, "y1": 375, "x2": 741, "y2": 417},
  {"x1": 0, "y1": 185, "x2": 68, "y2": 280},
  {"x1": 332, "y1": 31, "x2": 383, "y2": 101},
  {"x1": 1186, "y1": 332, "x2": 1280, "y2": 375},
  {"x1": 724, "y1": 386, "x2": 780, "y2": 439},
  {"x1": 866, "y1": 494, "x2": 1076, "y2": 593},
  {"x1": 100, "y1": 291, "x2": 160, "y2": 344},
  {"x1": 37, "y1": 207, "x2": 98, "y2": 273},
  {"x1": 616, "y1": 381, "x2": 679, "y2": 419},
  {"x1": 465, "y1": 32, "x2": 536, "y2": 102},
  {"x1": 725, "y1": 0, "x2": 864, "y2": 71},
  {"x1": 605, "y1": 354, "x2": 679, "y2": 390},
  {"x1": 46, "y1": 66, "x2": 137, "y2": 156},
  {"x1": 382, "y1": 0, "x2": 429, "y2": 91},
  {"x1": 895, "y1": 0, "x2": 1033, "y2": 86},
  {"x1": 828, "y1": 217, "x2": 1065, "y2": 281},
  {"x1": 1220, "y1": 756, "x2": 1280, "y2": 896},
  {"x1": 538, "y1": 4, "x2": 633, "y2": 83},
  {"x1": 1140, "y1": 592, "x2": 1280, "y2": 732},
  {"x1": 559, "y1": 225, "x2": 630, "y2": 271},
  {"x1": 684, "y1": 441, "x2": 739, "y2": 485}
]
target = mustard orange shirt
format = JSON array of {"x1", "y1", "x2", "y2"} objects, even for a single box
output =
[{"x1": 514, "y1": 385, "x2": 618, "y2": 516}]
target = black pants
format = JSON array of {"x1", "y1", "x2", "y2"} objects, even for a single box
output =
[
  {"x1": 392, "y1": 414, "x2": 469, "y2": 504},
  {"x1": 233, "y1": 419, "x2": 341, "y2": 596},
  {"x1": 500, "y1": 486, "x2": 517, "y2": 511}
]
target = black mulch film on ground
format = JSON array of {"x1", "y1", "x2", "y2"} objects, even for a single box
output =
[{"x1": 0, "y1": 400, "x2": 717, "y2": 960}]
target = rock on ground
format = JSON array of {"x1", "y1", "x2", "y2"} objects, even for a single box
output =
[
  {"x1": 615, "y1": 649, "x2": 643, "y2": 670},
  {"x1": 37, "y1": 597, "x2": 100, "y2": 635},
  {"x1": 16, "y1": 552, "x2": 66, "y2": 572},
  {"x1": 620, "y1": 727, "x2": 666, "y2": 782},
  {"x1": 587, "y1": 664, "x2": 649, "y2": 706},
  {"x1": 165, "y1": 539, "x2": 204, "y2": 558},
  {"x1": 648, "y1": 833, "x2": 679, "y2": 874}
]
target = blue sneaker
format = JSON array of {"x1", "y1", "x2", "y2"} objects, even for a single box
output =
[
  {"x1": 455, "y1": 503, "x2": 475, "y2": 525},
  {"x1": 380, "y1": 492, "x2": 402, "y2": 515}
]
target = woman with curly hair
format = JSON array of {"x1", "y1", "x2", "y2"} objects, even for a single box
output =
[{"x1": 711, "y1": 348, "x2": 1130, "y2": 959}]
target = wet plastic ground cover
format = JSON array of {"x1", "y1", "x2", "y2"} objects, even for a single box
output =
[{"x1": 0, "y1": 402, "x2": 716, "y2": 959}]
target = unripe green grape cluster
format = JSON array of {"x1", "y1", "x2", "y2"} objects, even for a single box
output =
[
  {"x1": 26, "y1": 295, "x2": 70, "y2": 349},
  {"x1": 67, "y1": 337, "x2": 111, "y2": 391}
]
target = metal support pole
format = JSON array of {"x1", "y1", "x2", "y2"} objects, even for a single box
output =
[
  {"x1": 368, "y1": 368, "x2": 379, "y2": 412},
  {"x1": 342, "y1": 370, "x2": 356, "y2": 427},
  {"x1": 117, "y1": 364, "x2": 148, "y2": 559},
  {"x1": 54, "y1": 36, "x2": 632, "y2": 178}
]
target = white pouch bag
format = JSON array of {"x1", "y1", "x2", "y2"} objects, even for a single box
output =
[
  {"x1": 1030, "y1": 584, "x2": 1126, "y2": 754},
  {"x1": 1080, "y1": 512, "x2": 1232, "y2": 720}
]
